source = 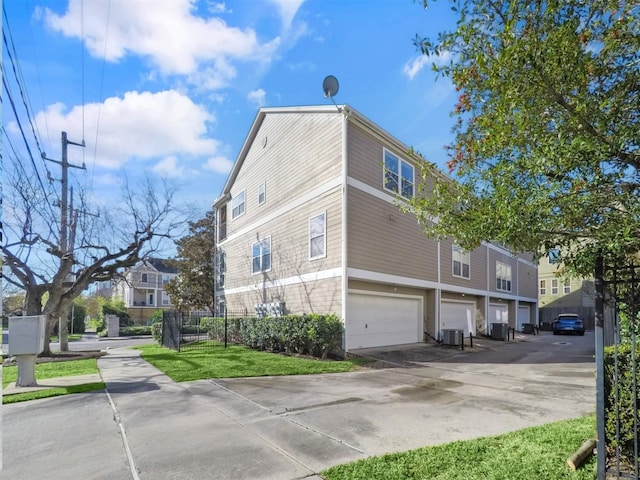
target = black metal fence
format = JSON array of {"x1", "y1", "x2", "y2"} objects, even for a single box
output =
[
  {"x1": 161, "y1": 309, "x2": 247, "y2": 352},
  {"x1": 596, "y1": 260, "x2": 639, "y2": 479}
]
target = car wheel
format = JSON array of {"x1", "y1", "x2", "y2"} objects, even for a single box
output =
[{"x1": 553, "y1": 331, "x2": 558, "y2": 335}]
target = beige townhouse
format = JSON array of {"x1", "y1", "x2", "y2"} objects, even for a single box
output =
[{"x1": 212, "y1": 105, "x2": 538, "y2": 351}]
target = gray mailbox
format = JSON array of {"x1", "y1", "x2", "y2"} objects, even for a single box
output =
[{"x1": 8, "y1": 315, "x2": 47, "y2": 387}]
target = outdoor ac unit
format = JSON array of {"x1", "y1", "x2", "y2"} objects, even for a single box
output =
[{"x1": 442, "y1": 329, "x2": 463, "y2": 346}]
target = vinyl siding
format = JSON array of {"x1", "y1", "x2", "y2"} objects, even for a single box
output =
[
  {"x1": 223, "y1": 277, "x2": 342, "y2": 317},
  {"x1": 219, "y1": 187, "x2": 343, "y2": 313},
  {"x1": 438, "y1": 239, "x2": 487, "y2": 291},
  {"x1": 226, "y1": 112, "x2": 342, "y2": 238},
  {"x1": 347, "y1": 187, "x2": 438, "y2": 281},
  {"x1": 517, "y1": 261, "x2": 538, "y2": 298}
]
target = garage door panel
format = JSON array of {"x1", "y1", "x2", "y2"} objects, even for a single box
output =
[
  {"x1": 517, "y1": 306, "x2": 530, "y2": 330},
  {"x1": 489, "y1": 304, "x2": 508, "y2": 324},
  {"x1": 347, "y1": 293, "x2": 421, "y2": 349},
  {"x1": 441, "y1": 301, "x2": 475, "y2": 336}
]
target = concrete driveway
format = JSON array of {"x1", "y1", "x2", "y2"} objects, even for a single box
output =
[{"x1": 0, "y1": 332, "x2": 595, "y2": 480}]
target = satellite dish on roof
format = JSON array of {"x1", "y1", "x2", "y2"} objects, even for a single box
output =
[{"x1": 323, "y1": 75, "x2": 339, "y2": 98}]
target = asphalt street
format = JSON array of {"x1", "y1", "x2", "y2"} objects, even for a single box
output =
[{"x1": 1, "y1": 332, "x2": 596, "y2": 480}]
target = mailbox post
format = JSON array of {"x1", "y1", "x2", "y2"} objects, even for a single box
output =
[{"x1": 8, "y1": 315, "x2": 47, "y2": 387}]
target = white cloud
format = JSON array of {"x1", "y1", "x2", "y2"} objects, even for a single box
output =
[
  {"x1": 403, "y1": 51, "x2": 452, "y2": 80},
  {"x1": 33, "y1": 90, "x2": 220, "y2": 169},
  {"x1": 207, "y1": 2, "x2": 230, "y2": 14},
  {"x1": 269, "y1": 0, "x2": 305, "y2": 29},
  {"x1": 203, "y1": 156, "x2": 234, "y2": 174},
  {"x1": 153, "y1": 156, "x2": 187, "y2": 178},
  {"x1": 248, "y1": 89, "x2": 267, "y2": 107},
  {"x1": 43, "y1": 0, "x2": 282, "y2": 87}
]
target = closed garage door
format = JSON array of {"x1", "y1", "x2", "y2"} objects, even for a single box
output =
[
  {"x1": 489, "y1": 303, "x2": 509, "y2": 324},
  {"x1": 347, "y1": 292, "x2": 422, "y2": 350},
  {"x1": 517, "y1": 305, "x2": 530, "y2": 330},
  {"x1": 441, "y1": 301, "x2": 475, "y2": 336}
]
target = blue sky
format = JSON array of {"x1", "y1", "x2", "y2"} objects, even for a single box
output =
[{"x1": 3, "y1": 0, "x2": 458, "y2": 219}]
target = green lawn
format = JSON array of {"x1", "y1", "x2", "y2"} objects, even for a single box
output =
[
  {"x1": 321, "y1": 415, "x2": 596, "y2": 480},
  {"x1": 2, "y1": 358, "x2": 104, "y2": 404},
  {"x1": 136, "y1": 344, "x2": 366, "y2": 382},
  {"x1": 49, "y1": 334, "x2": 83, "y2": 342}
]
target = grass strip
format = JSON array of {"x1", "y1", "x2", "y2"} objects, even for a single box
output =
[
  {"x1": 136, "y1": 344, "x2": 364, "y2": 382},
  {"x1": 3, "y1": 383, "x2": 105, "y2": 404},
  {"x1": 2, "y1": 358, "x2": 100, "y2": 388},
  {"x1": 321, "y1": 415, "x2": 596, "y2": 480}
]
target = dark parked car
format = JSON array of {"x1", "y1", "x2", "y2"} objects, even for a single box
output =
[{"x1": 552, "y1": 314, "x2": 585, "y2": 336}]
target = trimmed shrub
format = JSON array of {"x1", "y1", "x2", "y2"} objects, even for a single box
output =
[
  {"x1": 119, "y1": 326, "x2": 152, "y2": 336},
  {"x1": 209, "y1": 314, "x2": 343, "y2": 359},
  {"x1": 151, "y1": 321, "x2": 162, "y2": 343},
  {"x1": 604, "y1": 343, "x2": 640, "y2": 467}
]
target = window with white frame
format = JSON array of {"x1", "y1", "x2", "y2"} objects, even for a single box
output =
[
  {"x1": 141, "y1": 273, "x2": 148, "y2": 283},
  {"x1": 258, "y1": 182, "x2": 266, "y2": 205},
  {"x1": 452, "y1": 245, "x2": 470, "y2": 279},
  {"x1": 162, "y1": 275, "x2": 170, "y2": 285},
  {"x1": 563, "y1": 279, "x2": 571, "y2": 294},
  {"x1": 551, "y1": 278, "x2": 558, "y2": 294},
  {"x1": 231, "y1": 191, "x2": 245, "y2": 219},
  {"x1": 539, "y1": 279, "x2": 547, "y2": 295},
  {"x1": 309, "y1": 213, "x2": 326, "y2": 260},
  {"x1": 162, "y1": 291, "x2": 170, "y2": 306},
  {"x1": 216, "y1": 251, "x2": 226, "y2": 288},
  {"x1": 496, "y1": 262, "x2": 512, "y2": 292},
  {"x1": 383, "y1": 150, "x2": 414, "y2": 199},
  {"x1": 252, "y1": 237, "x2": 271, "y2": 274}
]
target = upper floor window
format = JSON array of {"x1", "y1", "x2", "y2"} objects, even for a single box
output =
[
  {"x1": 231, "y1": 191, "x2": 245, "y2": 219},
  {"x1": 216, "y1": 251, "x2": 226, "y2": 288},
  {"x1": 563, "y1": 279, "x2": 571, "y2": 294},
  {"x1": 218, "y1": 204, "x2": 227, "y2": 242},
  {"x1": 452, "y1": 245, "x2": 470, "y2": 279},
  {"x1": 252, "y1": 237, "x2": 271, "y2": 274},
  {"x1": 551, "y1": 278, "x2": 558, "y2": 295},
  {"x1": 383, "y1": 150, "x2": 414, "y2": 199},
  {"x1": 258, "y1": 182, "x2": 266, "y2": 205},
  {"x1": 141, "y1": 273, "x2": 148, "y2": 283},
  {"x1": 539, "y1": 279, "x2": 547, "y2": 295},
  {"x1": 496, "y1": 262, "x2": 512, "y2": 292},
  {"x1": 548, "y1": 248, "x2": 560, "y2": 264},
  {"x1": 162, "y1": 275, "x2": 170, "y2": 285},
  {"x1": 309, "y1": 213, "x2": 326, "y2": 260}
]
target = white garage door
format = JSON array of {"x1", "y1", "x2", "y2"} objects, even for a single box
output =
[
  {"x1": 517, "y1": 305, "x2": 530, "y2": 330},
  {"x1": 441, "y1": 301, "x2": 476, "y2": 336},
  {"x1": 489, "y1": 303, "x2": 509, "y2": 324},
  {"x1": 347, "y1": 292, "x2": 422, "y2": 350}
]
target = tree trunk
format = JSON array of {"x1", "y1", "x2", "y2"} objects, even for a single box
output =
[{"x1": 59, "y1": 310, "x2": 69, "y2": 352}]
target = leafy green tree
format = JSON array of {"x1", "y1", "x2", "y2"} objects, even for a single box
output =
[
  {"x1": 407, "y1": 0, "x2": 639, "y2": 276},
  {"x1": 164, "y1": 211, "x2": 216, "y2": 311}
]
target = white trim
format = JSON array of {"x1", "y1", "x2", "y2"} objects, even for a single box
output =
[
  {"x1": 348, "y1": 177, "x2": 397, "y2": 204},
  {"x1": 341, "y1": 111, "x2": 349, "y2": 347},
  {"x1": 231, "y1": 190, "x2": 246, "y2": 219},
  {"x1": 220, "y1": 267, "x2": 342, "y2": 295},
  {"x1": 251, "y1": 236, "x2": 272, "y2": 275},
  {"x1": 382, "y1": 148, "x2": 415, "y2": 200},
  {"x1": 258, "y1": 182, "x2": 266, "y2": 206},
  {"x1": 219, "y1": 176, "x2": 342, "y2": 245},
  {"x1": 452, "y1": 244, "x2": 471, "y2": 280},
  {"x1": 309, "y1": 211, "x2": 327, "y2": 261},
  {"x1": 347, "y1": 267, "x2": 538, "y2": 303}
]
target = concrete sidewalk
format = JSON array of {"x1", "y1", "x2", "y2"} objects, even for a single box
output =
[{"x1": 1, "y1": 334, "x2": 596, "y2": 480}]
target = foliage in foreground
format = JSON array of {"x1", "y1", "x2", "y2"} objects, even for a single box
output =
[
  {"x1": 136, "y1": 344, "x2": 359, "y2": 382},
  {"x1": 322, "y1": 415, "x2": 596, "y2": 480},
  {"x1": 408, "y1": 0, "x2": 640, "y2": 277},
  {"x1": 604, "y1": 344, "x2": 640, "y2": 468}
]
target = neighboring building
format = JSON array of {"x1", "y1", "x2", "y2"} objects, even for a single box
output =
[
  {"x1": 112, "y1": 258, "x2": 178, "y2": 323},
  {"x1": 538, "y1": 249, "x2": 595, "y2": 330},
  {"x1": 212, "y1": 105, "x2": 539, "y2": 351}
]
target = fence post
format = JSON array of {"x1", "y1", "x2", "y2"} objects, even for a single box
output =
[
  {"x1": 594, "y1": 255, "x2": 606, "y2": 480},
  {"x1": 224, "y1": 306, "x2": 228, "y2": 349},
  {"x1": 470, "y1": 332, "x2": 473, "y2": 349}
]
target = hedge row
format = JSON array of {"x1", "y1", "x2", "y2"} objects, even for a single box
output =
[
  {"x1": 198, "y1": 314, "x2": 343, "y2": 359},
  {"x1": 604, "y1": 343, "x2": 640, "y2": 467}
]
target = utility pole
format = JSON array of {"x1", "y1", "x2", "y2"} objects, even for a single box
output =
[{"x1": 43, "y1": 131, "x2": 85, "y2": 351}]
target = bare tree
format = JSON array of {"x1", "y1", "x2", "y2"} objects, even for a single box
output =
[{"x1": 2, "y1": 165, "x2": 188, "y2": 354}]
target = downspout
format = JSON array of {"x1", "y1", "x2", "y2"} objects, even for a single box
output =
[
  {"x1": 341, "y1": 108, "x2": 349, "y2": 353},
  {"x1": 436, "y1": 241, "x2": 441, "y2": 340}
]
